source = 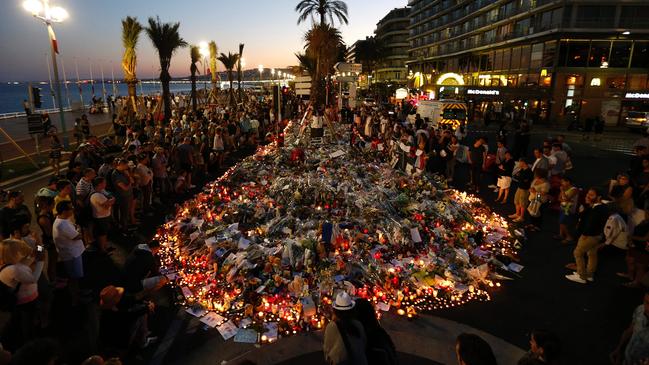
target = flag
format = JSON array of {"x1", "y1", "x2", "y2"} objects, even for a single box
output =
[{"x1": 47, "y1": 25, "x2": 59, "y2": 54}]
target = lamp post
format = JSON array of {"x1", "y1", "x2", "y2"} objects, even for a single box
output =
[
  {"x1": 271, "y1": 68, "x2": 275, "y2": 85},
  {"x1": 23, "y1": 0, "x2": 69, "y2": 148},
  {"x1": 258, "y1": 64, "x2": 263, "y2": 88}
]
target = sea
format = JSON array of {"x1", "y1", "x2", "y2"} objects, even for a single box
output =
[{"x1": 0, "y1": 81, "x2": 213, "y2": 114}]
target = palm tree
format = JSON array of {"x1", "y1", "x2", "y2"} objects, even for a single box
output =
[
  {"x1": 144, "y1": 16, "x2": 187, "y2": 122},
  {"x1": 236, "y1": 43, "x2": 245, "y2": 104},
  {"x1": 189, "y1": 45, "x2": 201, "y2": 112},
  {"x1": 120, "y1": 16, "x2": 143, "y2": 122},
  {"x1": 218, "y1": 52, "x2": 239, "y2": 108},
  {"x1": 354, "y1": 36, "x2": 386, "y2": 80},
  {"x1": 296, "y1": 0, "x2": 348, "y2": 26},
  {"x1": 295, "y1": 52, "x2": 316, "y2": 78},
  {"x1": 208, "y1": 41, "x2": 219, "y2": 104},
  {"x1": 304, "y1": 23, "x2": 344, "y2": 105}
]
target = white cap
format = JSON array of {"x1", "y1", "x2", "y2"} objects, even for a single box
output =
[{"x1": 332, "y1": 291, "x2": 355, "y2": 311}]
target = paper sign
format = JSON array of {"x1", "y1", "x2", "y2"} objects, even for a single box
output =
[
  {"x1": 181, "y1": 287, "x2": 193, "y2": 299},
  {"x1": 185, "y1": 306, "x2": 206, "y2": 318},
  {"x1": 329, "y1": 150, "x2": 345, "y2": 158},
  {"x1": 227, "y1": 223, "x2": 239, "y2": 232},
  {"x1": 234, "y1": 328, "x2": 258, "y2": 343},
  {"x1": 410, "y1": 228, "x2": 422, "y2": 243},
  {"x1": 239, "y1": 318, "x2": 252, "y2": 328},
  {"x1": 265, "y1": 322, "x2": 278, "y2": 342},
  {"x1": 238, "y1": 237, "x2": 251, "y2": 250},
  {"x1": 376, "y1": 302, "x2": 390, "y2": 311},
  {"x1": 205, "y1": 236, "x2": 217, "y2": 247},
  {"x1": 217, "y1": 321, "x2": 239, "y2": 341},
  {"x1": 200, "y1": 312, "x2": 226, "y2": 328},
  {"x1": 508, "y1": 262, "x2": 524, "y2": 273},
  {"x1": 189, "y1": 231, "x2": 200, "y2": 242}
]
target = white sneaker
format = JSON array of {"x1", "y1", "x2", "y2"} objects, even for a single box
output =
[
  {"x1": 488, "y1": 184, "x2": 497, "y2": 189},
  {"x1": 565, "y1": 273, "x2": 587, "y2": 284},
  {"x1": 573, "y1": 272, "x2": 594, "y2": 282}
]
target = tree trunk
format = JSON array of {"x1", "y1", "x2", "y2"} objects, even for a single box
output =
[
  {"x1": 228, "y1": 70, "x2": 236, "y2": 108},
  {"x1": 320, "y1": 11, "x2": 326, "y2": 25},
  {"x1": 190, "y1": 69, "x2": 197, "y2": 112},
  {"x1": 161, "y1": 71, "x2": 172, "y2": 123},
  {"x1": 127, "y1": 80, "x2": 137, "y2": 123}
]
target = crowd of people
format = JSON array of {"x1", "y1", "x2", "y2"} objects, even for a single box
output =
[
  {"x1": 345, "y1": 99, "x2": 649, "y2": 364},
  {"x1": 1, "y1": 91, "x2": 648, "y2": 364},
  {"x1": 0, "y1": 90, "x2": 298, "y2": 364}
]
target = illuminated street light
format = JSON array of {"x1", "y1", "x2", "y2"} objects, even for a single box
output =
[
  {"x1": 258, "y1": 64, "x2": 263, "y2": 83},
  {"x1": 24, "y1": 0, "x2": 69, "y2": 148}
]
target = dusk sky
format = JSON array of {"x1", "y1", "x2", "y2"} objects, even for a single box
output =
[{"x1": 0, "y1": 0, "x2": 406, "y2": 82}]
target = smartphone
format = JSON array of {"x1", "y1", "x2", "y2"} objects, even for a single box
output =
[{"x1": 37, "y1": 245, "x2": 44, "y2": 253}]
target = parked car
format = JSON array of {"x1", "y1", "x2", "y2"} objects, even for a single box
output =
[{"x1": 625, "y1": 111, "x2": 649, "y2": 130}]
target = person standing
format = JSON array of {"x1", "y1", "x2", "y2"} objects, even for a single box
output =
[
  {"x1": 510, "y1": 159, "x2": 534, "y2": 223},
  {"x1": 468, "y1": 137, "x2": 486, "y2": 192},
  {"x1": 323, "y1": 292, "x2": 368, "y2": 365},
  {"x1": 22, "y1": 99, "x2": 31, "y2": 116},
  {"x1": 49, "y1": 134, "x2": 63, "y2": 176},
  {"x1": 90, "y1": 177, "x2": 115, "y2": 253},
  {"x1": 0, "y1": 238, "x2": 45, "y2": 351},
  {"x1": 111, "y1": 159, "x2": 135, "y2": 231},
  {"x1": 0, "y1": 191, "x2": 32, "y2": 240},
  {"x1": 565, "y1": 188, "x2": 610, "y2": 284},
  {"x1": 176, "y1": 137, "x2": 196, "y2": 189},
  {"x1": 610, "y1": 291, "x2": 649, "y2": 365},
  {"x1": 518, "y1": 330, "x2": 561, "y2": 365},
  {"x1": 526, "y1": 170, "x2": 550, "y2": 232},
  {"x1": 531, "y1": 148, "x2": 549, "y2": 176},
  {"x1": 446, "y1": 136, "x2": 460, "y2": 184},
  {"x1": 134, "y1": 154, "x2": 153, "y2": 214},
  {"x1": 354, "y1": 299, "x2": 397, "y2": 365},
  {"x1": 495, "y1": 151, "x2": 515, "y2": 204},
  {"x1": 80, "y1": 114, "x2": 91, "y2": 141},
  {"x1": 555, "y1": 176, "x2": 579, "y2": 245},
  {"x1": 52, "y1": 201, "x2": 85, "y2": 300},
  {"x1": 455, "y1": 333, "x2": 497, "y2": 365}
]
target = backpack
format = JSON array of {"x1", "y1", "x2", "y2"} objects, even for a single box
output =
[
  {"x1": 0, "y1": 265, "x2": 21, "y2": 312},
  {"x1": 604, "y1": 213, "x2": 628, "y2": 250}
]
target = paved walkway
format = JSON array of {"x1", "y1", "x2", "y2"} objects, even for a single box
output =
[
  {"x1": 0, "y1": 110, "x2": 113, "y2": 163},
  {"x1": 165, "y1": 314, "x2": 524, "y2": 365}
]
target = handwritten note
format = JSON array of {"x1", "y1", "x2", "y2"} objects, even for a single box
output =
[{"x1": 217, "y1": 321, "x2": 239, "y2": 341}]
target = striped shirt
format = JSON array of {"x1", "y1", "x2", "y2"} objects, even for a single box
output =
[{"x1": 76, "y1": 178, "x2": 94, "y2": 201}]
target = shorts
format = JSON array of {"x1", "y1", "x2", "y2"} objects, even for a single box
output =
[
  {"x1": 62, "y1": 255, "x2": 84, "y2": 279},
  {"x1": 180, "y1": 162, "x2": 193, "y2": 173},
  {"x1": 497, "y1": 176, "x2": 512, "y2": 189},
  {"x1": 559, "y1": 211, "x2": 575, "y2": 225},
  {"x1": 93, "y1": 217, "x2": 111, "y2": 237},
  {"x1": 514, "y1": 188, "x2": 530, "y2": 207}
]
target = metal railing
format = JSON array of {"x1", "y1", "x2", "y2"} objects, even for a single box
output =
[{"x1": 0, "y1": 106, "x2": 81, "y2": 120}]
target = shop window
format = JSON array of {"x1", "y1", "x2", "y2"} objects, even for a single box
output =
[
  {"x1": 487, "y1": 8, "x2": 498, "y2": 23},
  {"x1": 609, "y1": 41, "x2": 631, "y2": 68},
  {"x1": 530, "y1": 43, "x2": 544, "y2": 68},
  {"x1": 498, "y1": 23, "x2": 514, "y2": 41},
  {"x1": 542, "y1": 41, "x2": 557, "y2": 68},
  {"x1": 483, "y1": 29, "x2": 496, "y2": 44},
  {"x1": 566, "y1": 41, "x2": 589, "y2": 67},
  {"x1": 607, "y1": 77, "x2": 626, "y2": 89},
  {"x1": 502, "y1": 49, "x2": 511, "y2": 70},
  {"x1": 511, "y1": 47, "x2": 521, "y2": 69},
  {"x1": 526, "y1": 74, "x2": 540, "y2": 86},
  {"x1": 575, "y1": 5, "x2": 615, "y2": 28},
  {"x1": 628, "y1": 74, "x2": 648, "y2": 90},
  {"x1": 520, "y1": 45, "x2": 531, "y2": 69},
  {"x1": 541, "y1": 76, "x2": 552, "y2": 87},
  {"x1": 588, "y1": 41, "x2": 610, "y2": 68},
  {"x1": 631, "y1": 41, "x2": 649, "y2": 68}
]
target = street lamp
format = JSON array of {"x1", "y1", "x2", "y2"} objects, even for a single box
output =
[
  {"x1": 24, "y1": 0, "x2": 69, "y2": 148},
  {"x1": 271, "y1": 68, "x2": 275, "y2": 85},
  {"x1": 258, "y1": 64, "x2": 263, "y2": 84}
]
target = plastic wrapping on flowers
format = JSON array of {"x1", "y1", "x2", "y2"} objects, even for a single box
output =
[{"x1": 155, "y1": 118, "x2": 517, "y2": 341}]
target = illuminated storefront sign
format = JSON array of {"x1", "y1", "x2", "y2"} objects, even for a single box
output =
[
  {"x1": 467, "y1": 89, "x2": 500, "y2": 96},
  {"x1": 625, "y1": 92, "x2": 649, "y2": 99},
  {"x1": 436, "y1": 72, "x2": 465, "y2": 85}
]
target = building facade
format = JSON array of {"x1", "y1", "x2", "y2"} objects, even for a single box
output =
[
  {"x1": 407, "y1": 0, "x2": 649, "y2": 126},
  {"x1": 374, "y1": 7, "x2": 411, "y2": 84}
]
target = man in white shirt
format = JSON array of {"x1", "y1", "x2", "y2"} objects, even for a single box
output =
[
  {"x1": 52, "y1": 201, "x2": 85, "y2": 279},
  {"x1": 90, "y1": 177, "x2": 116, "y2": 252}
]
